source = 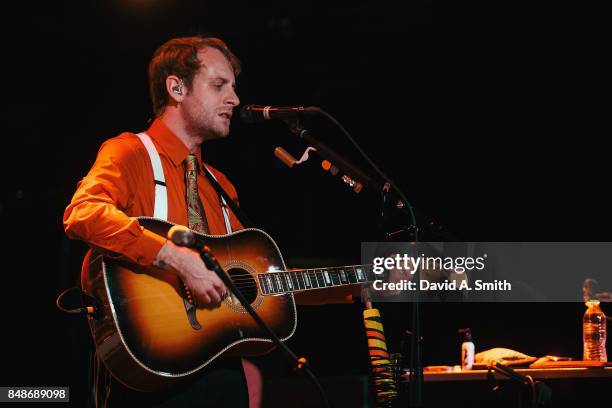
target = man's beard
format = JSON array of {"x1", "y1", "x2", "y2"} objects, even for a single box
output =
[{"x1": 183, "y1": 107, "x2": 227, "y2": 141}]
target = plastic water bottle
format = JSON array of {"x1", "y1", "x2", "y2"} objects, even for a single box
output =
[{"x1": 583, "y1": 300, "x2": 607, "y2": 361}]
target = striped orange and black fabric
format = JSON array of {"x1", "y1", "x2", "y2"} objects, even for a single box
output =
[{"x1": 363, "y1": 308, "x2": 400, "y2": 406}]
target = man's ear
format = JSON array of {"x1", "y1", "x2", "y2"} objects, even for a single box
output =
[{"x1": 166, "y1": 76, "x2": 185, "y2": 103}]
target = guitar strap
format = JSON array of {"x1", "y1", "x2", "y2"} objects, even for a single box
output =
[
  {"x1": 202, "y1": 166, "x2": 233, "y2": 233},
  {"x1": 203, "y1": 167, "x2": 253, "y2": 229}
]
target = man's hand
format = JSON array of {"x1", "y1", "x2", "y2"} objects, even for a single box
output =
[{"x1": 154, "y1": 241, "x2": 227, "y2": 307}]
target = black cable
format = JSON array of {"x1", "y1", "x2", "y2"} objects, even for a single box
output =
[
  {"x1": 526, "y1": 375, "x2": 536, "y2": 408},
  {"x1": 56, "y1": 286, "x2": 102, "y2": 407},
  {"x1": 492, "y1": 364, "x2": 540, "y2": 408},
  {"x1": 56, "y1": 287, "x2": 89, "y2": 314},
  {"x1": 317, "y1": 108, "x2": 418, "y2": 240},
  {"x1": 87, "y1": 349, "x2": 94, "y2": 408},
  {"x1": 56, "y1": 287, "x2": 101, "y2": 320}
]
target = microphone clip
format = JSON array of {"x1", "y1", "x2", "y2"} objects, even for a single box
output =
[{"x1": 274, "y1": 146, "x2": 317, "y2": 168}]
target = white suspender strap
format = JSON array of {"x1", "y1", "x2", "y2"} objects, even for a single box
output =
[
  {"x1": 136, "y1": 132, "x2": 168, "y2": 221},
  {"x1": 135, "y1": 132, "x2": 229, "y2": 232},
  {"x1": 204, "y1": 166, "x2": 233, "y2": 234}
]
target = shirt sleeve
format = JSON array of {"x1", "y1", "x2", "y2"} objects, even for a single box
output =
[{"x1": 63, "y1": 136, "x2": 166, "y2": 266}]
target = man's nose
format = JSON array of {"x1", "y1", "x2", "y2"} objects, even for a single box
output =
[{"x1": 226, "y1": 89, "x2": 240, "y2": 107}]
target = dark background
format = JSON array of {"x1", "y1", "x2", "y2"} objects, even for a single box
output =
[{"x1": 1, "y1": 1, "x2": 610, "y2": 406}]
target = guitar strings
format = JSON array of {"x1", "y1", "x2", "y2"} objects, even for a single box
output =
[
  {"x1": 228, "y1": 281, "x2": 356, "y2": 289},
  {"x1": 219, "y1": 279, "x2": 363, "y2": 294},
  {"x1": 230, "y1": 274, "x2": 360, "y2": 283},
  {"x1": 229, "y1": 271, "x2": 360, "y2": 281},
  {"x1": 226, "y1": 269, "x2": 369, "y2": 291},
  {"x1": 229, "y1": 274, "x2": 361, "y2": 284},
  {"x1": 230, "y1": 277, "x2": 361, "y2": 284}
]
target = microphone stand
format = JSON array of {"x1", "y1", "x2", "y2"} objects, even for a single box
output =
[
  {"x1": 283, "y1": 118, "x2": 426, "y2": 407},
  {"x1": 378, "y1": 167, "x2": 423, "y2": 408},
  {"x1": 198, "y1": 247, "x2": 331, "y2": 408},
  {"x1": 408, "y1": 267, "x2": 424, "y2": 407},
  {"x1": 283, "y1": 120, "x2": 453, "y2": 242}
]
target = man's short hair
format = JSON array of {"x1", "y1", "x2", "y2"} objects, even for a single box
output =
[{"x1": 148, "y1": 36, "x2": 241, "y2": 117}]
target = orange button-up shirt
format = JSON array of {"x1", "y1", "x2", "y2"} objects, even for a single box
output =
[{"x1": 63, "y1": 119, "x2": 243, "y2": 266}]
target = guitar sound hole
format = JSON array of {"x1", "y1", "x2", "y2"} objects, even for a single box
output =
[{"x1": 227, "y1": 268, "x2": 258, "y2": 304}]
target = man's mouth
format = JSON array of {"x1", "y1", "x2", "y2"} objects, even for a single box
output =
[{"x1": 218, "y1": 112, "x2": 232, "y2": 120}]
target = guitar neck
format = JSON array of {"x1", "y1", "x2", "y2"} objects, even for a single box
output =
[{"x1": 256, "y1": 265, "x2": 374, "y2": 295}]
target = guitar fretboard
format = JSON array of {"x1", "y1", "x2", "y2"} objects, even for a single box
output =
[{"x1": 257, "y1": 265, "x2": 374, "y2": 295}]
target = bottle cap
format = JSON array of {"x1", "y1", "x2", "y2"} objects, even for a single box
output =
[
  {"x1": 458, "y1": 328, "x2": 473, "y2": 342},
  {"x1": 585, "y1": 299, "x2": 600, "y2": 307}
]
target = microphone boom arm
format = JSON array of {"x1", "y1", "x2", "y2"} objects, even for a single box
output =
[{"x1": 285, "y1": 121, "x2": 392, "y2": 199}]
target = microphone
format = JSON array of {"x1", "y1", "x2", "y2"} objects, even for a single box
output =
[
  {"x1": 240, "y1": 104, "x2": 319, "y2": 123},
  {"x1": 168, "y1": 225, "x2": 226, "y2": 278},
  {"x1": 168, "y1": 225, "x2": 205, "y2": 249}
]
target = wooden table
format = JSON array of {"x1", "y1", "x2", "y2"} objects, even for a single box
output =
[
  {"x1": 399, "y1": 366, "x2": 611, "y2": 407},
  {"x1": 403, "y1": 366, "x2": 612, "y2": 382}
]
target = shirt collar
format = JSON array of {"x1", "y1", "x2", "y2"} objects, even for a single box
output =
[{"x1": 146, "y1": 118, "x2": 204, "y2": 171}]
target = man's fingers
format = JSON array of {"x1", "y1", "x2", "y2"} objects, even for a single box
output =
[
  {"x1": 208, "y1": 289, "x2": 222, "y2": 304},
  {"x1": 210, "y1": 275, "x2": 225, "y2": 290},
  {"x1": 197, "y1": 293, "x2": 212, "y2": 306}
]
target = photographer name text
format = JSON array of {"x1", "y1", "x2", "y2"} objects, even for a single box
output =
[{"x1": 372, "y1": 279, "x2": 512, "y2": 292}]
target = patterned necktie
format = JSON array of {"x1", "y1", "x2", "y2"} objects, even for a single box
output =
[{"x1": 185, "y1": 154, "x2": 210, "y2": 234}]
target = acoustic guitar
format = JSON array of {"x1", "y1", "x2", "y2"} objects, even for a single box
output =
[{"x1": 82, "y1": 217, "x2": 373, "y2": 391}]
